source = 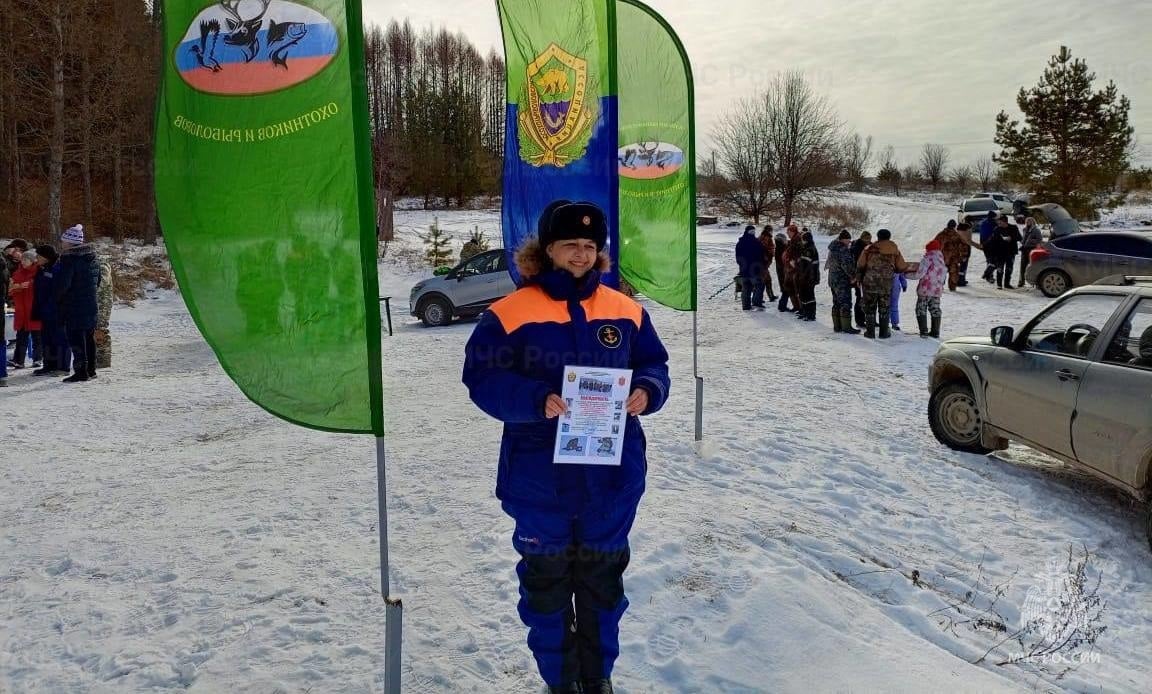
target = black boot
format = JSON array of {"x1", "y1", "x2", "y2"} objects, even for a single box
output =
[
  {"x1": 864, "y1": 314, "x2": 876, "y2": 339},
  {"x1": 841, "y1": 309, "x2": 861, "y2": 335},
  {"x1": 929, "y1": 316, "x2": 941, "y2": 339},
  {"x1": 854, "y1": 304, "x2": 866, "y2": 328},
  {"x1": 917, "y1": 315, "x2": 929, "y2": 338},
  {"x1": 832, "y1": 310, "x2": 843, "y2": 333},
  {"x1": 582, "y1": 679, "x2": 614, "y2": 694},
  {"x1": 878, "y1": 310, "x2": 892, "y2": 339},
  {"x1": 549, "y1": 683, "x2": 582, "y2": 694},
  {"x1": 62, "y1": 371, "x2": 90, "y2": 383}
]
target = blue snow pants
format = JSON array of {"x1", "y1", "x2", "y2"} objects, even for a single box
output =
[{"x1": 503, "y1": 495, "x2": 640, "y2": 687}]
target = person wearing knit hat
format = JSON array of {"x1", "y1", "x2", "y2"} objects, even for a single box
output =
[
  {"x1": 463, "y1": 199, "x2": 669, "y2": 694},
  {"x1": 61, "y1": 224, "x2": 85, "y2": 246},
  {"x1": 915, "y1": 238, "x2": 949, "y2": 338},
  {"x1": 826, "y1": 230, "x2": 860, "y2": 334},
  {"x1": 55, "y1": 225, "x2": 100, "y2": 382}
]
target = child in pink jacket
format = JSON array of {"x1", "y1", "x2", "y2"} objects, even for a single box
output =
[{"x1": 916, "y1": 239, "x2": 949, "y2": 338}]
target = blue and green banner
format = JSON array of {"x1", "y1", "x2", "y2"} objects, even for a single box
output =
[
  {"x1": 497, "y1": 0, "x2": 696, "y2": 310},
  {"x1": 496, "y1": 0, "x2": 620, "y2": 287},
  {"x1": 154, "y1": 0, "x2": 384, "y2": 435}
]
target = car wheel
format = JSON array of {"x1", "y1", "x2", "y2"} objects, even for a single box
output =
[
  {"x1": 1037, "y1": 269, "x2": 1071, "y2": 298},
  {"x1": 419, "y1": 296, "x2": 453, "y2": 327},
  {"x1": 929, "y1": 382, "x2": 992, "y2": 454}
]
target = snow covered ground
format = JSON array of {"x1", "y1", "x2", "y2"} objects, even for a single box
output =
[{"x1": 3, "y1": 194, "x2": 1151, "y2": 693}]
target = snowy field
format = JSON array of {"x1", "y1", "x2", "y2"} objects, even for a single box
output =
[{"x1": 3, "y1": 194, "x2": 1151, "y2": 693}]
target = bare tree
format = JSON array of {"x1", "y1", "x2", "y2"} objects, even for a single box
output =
[
  {"x1": 951, "y1": 165, "x2": 974, "y2": 192},
  {"x1": 902, "y1": 164, "x2": 922, "y2": 191},
  {"x1": 764, "y1": 72, "x2": 842, "y2": 224},
  {"x1": 711, "y1": 97, "x2": 776, "y2": 223},
  {"x1": 920, "y1": 143, "x2": 950, "y2": 191},
  {"x1": 841, "y1": 132, "x2": 873, "y2": 190},
  {"x1": 974, "y1": 156, "x2": 1000, "y2": 191}
]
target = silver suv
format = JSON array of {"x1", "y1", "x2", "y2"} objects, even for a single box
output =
[
  {"x1": 928, "y1": 277, "x2": 1152, "y2": 546},
  {"x1": 409, "y1": 249, "x2": 515, "y2": 327}
]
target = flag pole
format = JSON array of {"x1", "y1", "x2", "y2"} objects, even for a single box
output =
[
  {"x1": 376, "y1": 437, "x2": 403, "y2": 693},
  {"x1": 693, "y1": 312, "x2": 703, "y2": 441}
]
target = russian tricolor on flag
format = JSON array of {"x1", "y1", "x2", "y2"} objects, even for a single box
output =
[{"x1": 175, "y1": 0, "x2": 339, "y2": 96}]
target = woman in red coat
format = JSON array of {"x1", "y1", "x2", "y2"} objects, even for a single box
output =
[{"x1": 8, "y1": 249, "x2": 42, "y2": 368}]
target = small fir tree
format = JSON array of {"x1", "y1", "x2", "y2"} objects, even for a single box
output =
[{"x1": 419, "y1": 218, "x2": 454, "y2": 268}]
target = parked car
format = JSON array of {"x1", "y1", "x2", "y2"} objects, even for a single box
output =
[
  {"x1": 1027, "y1": 202, "x2": 1080, "y2": 238},
  {"x1": 957, "y1": 197, "x2": 1004, "y2": 225},
  {"x1": 928, "y1": 277, "x2": 1152, "y2": 547},
  {"x1": 1025, "y1": 231, "x2": 1152, "y2": 297},
  {"x1": 971, "y1": 192, "x2": 1015, "y2": 214},
  {"x1": 409, "y1": 249, "x2": 515, "y2": 327}
]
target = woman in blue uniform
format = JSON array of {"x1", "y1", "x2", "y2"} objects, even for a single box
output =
[{"x1": 462, "y1": 201, "x2": 670, "y2": 694}]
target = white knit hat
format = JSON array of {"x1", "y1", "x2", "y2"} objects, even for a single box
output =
[{"x1": 61, "y1": 224, "x2": 84, "y2": 245}]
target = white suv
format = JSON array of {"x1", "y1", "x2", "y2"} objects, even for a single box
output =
[{"x1": 971, "y1": 192, "x2": 1015, "y2": 214}]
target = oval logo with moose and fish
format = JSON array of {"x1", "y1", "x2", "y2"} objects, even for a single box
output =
[
  {"x1": 617, "y1": 142, "x2": 684, "y2": 180},
  {"x1": 175, "y1": 1, "x2": 339, "y2": 96}
]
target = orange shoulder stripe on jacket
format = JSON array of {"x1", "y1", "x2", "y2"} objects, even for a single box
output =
[
  {"x1": 489, "y1": 286, "x2": 572, "y2": 334},
  {"x1": 582, "y1": 286, "x2": 643, "y2": 329}
]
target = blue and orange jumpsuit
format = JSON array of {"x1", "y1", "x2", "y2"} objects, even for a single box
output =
[{"x1": 462, "y1": 266, "x2": 670, "y2": 686}]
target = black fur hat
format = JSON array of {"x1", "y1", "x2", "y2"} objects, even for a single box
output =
[{"x1": 539, "y1": 201, "x2": 608, "y2": 250}]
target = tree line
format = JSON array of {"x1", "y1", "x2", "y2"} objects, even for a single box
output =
[
  {"x1": 707, "y1": 47, "x2": 1140, "y2": 222},
  {"x1": 0, "y1": 6, "x2": 506, "y2": 243},
  {"x1": 0, "y1": 11, "x2": 1141, "y2": 243}
]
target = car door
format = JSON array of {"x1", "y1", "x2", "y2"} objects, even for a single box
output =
[
  {"x1": 1072, "y1": 297, "x2": 1152, "y2": 487},
  {"x1": 981, "y1": 292, "x2": 1129, "y2": 457},
  {"x1": 494, "y1": 252, "x2": 517, "y2": 298},
  {"x1": 452, "y1": 251, "x2": 504, "y2": 311},
  {"x1": 1112, "y1": 235, "x2": 1152, "y2": 277}
]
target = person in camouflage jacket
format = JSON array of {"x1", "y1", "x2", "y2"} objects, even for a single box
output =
[
  {"x1": 826, "y1": 230, "x2": 860, "y2": 334},
  {"x1": 94, "y1": 257, "x2": 113, "y2": 368},
  {"x1": 932, "y1": 220, "x2": 971, "y2": 291},
  {"x1": 856, "y1": 229, "x2": 909, "y2": 339}
]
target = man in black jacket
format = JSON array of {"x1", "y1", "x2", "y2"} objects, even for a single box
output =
[
  {"x1": 849, "y1": 231, "x2": 872, "y2": 328},
  {"x1": 990, "y1": 216, "x2": 1023, "y2": 289}
]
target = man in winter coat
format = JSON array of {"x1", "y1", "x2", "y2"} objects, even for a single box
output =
[
  {"x1": 735, "y1": 225, "x2": 765, "y2": 310},
  {"x1": 773, "y1": 232, "x2": 790, "y2": 311},
  {"x1": 1131, "y1": 326, "x2": 1152, "y2": 368},
  {"x1": 758, "y1": 226, "x2": 778, "y2": 303},
  {"x1": 56, "y1": 224, "x2": 101, "y2": 382},
  {"x1": 857, "y1": 229, "x2": 909, "y2": 339},
  {"x1": 916, "y1": 239, "x2": 949, "y2": 338},
  {"x1": 94, "y1": 258, "x2": 114, "y2": 368},
  {"x1": 462, "y1": 200, "x2": 670, "y2": 694},
  {"x1": 933, "y1": 220, "x2": 970, "y2": 291},
  {"x1": 978, "y1": 211, "x2": 999, "y2": 282},
  {"x1": 989, "y1": 216, "x2": 1023, "y2": 289},
  {"x1": 31, "y1": 245, "x2": 70, "y2": 375},
  {"x1": 1018, "y1": 217, "x2": 1043, "y2": 288},
  {"x1": 826, "y1": 231, "x2": 860, "y2": 334},
  {"x1": 849, "y1": 231, "x2": 872, "y2": 327},
  {"x1": 794, "y1": 231, "x2": 820, "y2": 321},
  {"x1": 778, "y1": 225, "x2": 804, "y2": 313},
  {"x1": 8, "y1": 249, "x2": 42, "y2": 368}
]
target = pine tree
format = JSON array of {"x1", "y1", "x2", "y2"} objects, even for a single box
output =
[
  {"x1": 419, "y1": 218, "x2": 454, "y2": 268},
  {"x1": 995, "y1": 46, "x2": 1134, "y2": 218},
  {"x1": 877, "y1": 161, "x2": 902, "y2": 196},
  {"x1": 459, "y1": 226, "x2": 489, "y2": 262}
]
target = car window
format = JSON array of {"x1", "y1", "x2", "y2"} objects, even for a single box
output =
[
  {"x1": 459, "y1": 252, "x2": 501, "y2": 276},
  {"x1": 1104, "y1": 299, "x2": 1152, "y2": 369},
  {"x1": 962, "y1": 199, "x2": 998, "y2": 212},
  {"x1": 1020, "y1": 293, "x2": 1128, "y2": 358},
  {"x1": 1053, "y1": 235, "x2": 1118, "y2": 253},
  {"x1": 1108, "y1": 236, "x2": 1152, "y2": 258}
]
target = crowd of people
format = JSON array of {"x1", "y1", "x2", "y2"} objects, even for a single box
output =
[
  {"x1": 734, "y1": 211, "x2": 1040, "y2": 340},
  {"x1": 1, "y1": 225, "x2": 112, "y2": 387}
]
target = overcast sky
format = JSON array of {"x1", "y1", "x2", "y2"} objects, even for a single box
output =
[{"x1": 363, "y1": 0, "x2": 1152, "y2": 166}]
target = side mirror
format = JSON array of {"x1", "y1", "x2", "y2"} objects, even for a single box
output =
[{"x1": 991, "y1": 326, "x2": 1015, "y2": 348}]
